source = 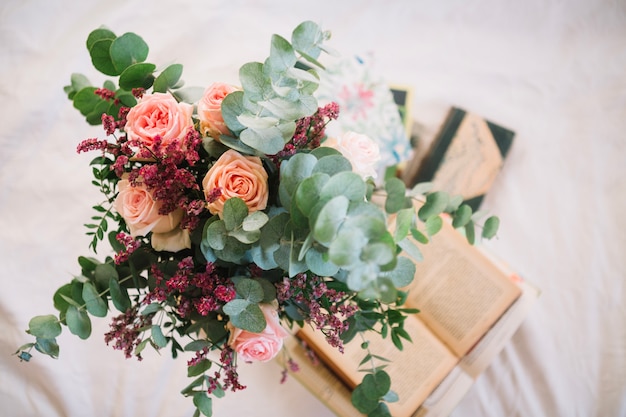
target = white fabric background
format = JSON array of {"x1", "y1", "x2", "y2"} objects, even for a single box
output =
[{"x1": 1, "y1": 1, "x2": 625, "y2": 416}]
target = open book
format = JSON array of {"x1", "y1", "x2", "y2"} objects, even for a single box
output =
[{"x1": 281, "y1": 220, "x2": 538, "y2": 417}]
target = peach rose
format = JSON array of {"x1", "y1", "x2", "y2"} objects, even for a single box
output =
[
  {"x1": 197, "y1": 82, "x2": 238, "y2": 140},
  {"x1": 227, "y1": 304, "x2": 289, "y2": 362},
  {"x1": 323, "y1": 131, "x2": 381, "y2": 180},
  {"x1": 114, "y1": 178, "x2": 183, "y2": 238},
  {"x1": 151, "y1": 228, "x2": 191, "y2": 252},
  {"x1": 202, "y1": 150, "x2": 269, "y2": 217},
  {"x1": 124, "y1": 93, "x2": 194, "y2": 149}
]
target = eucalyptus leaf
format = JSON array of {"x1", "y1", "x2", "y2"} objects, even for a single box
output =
[
  {"x1": 118, "y1": 62, "x2": 156, "y2": 90},
  {"x1": 82, "y1": 281, "x2": 108, "y2": 317},
  {"x1": 110, "y1": 32, "x2": 149, "y2": 73},
  {"x1": 425, "y1": 215, "x2": 443, "y2": 236},
  {"x1": 193, "y1": 391, "x2": 213, "y2": 417},
  {"x1": 109, "y1": 277, "x2": 131, "y2": 312},
  {"x1": 268, "y1": 34, "x2": 297, "y2": 72},
  {"x1": 89, "y1": 39, "x2": 118, "y2": 76},
  {"x1": 351, "y1": 384, "x2": 379, "y2": 414},
  {"x1": 328, "y1": 228, "x2": 368, "y2": 267},
  {"x1": 223, "y1": 299, "x2": 250, "y2": 316},
  {"x1": 384, "y1": 177, "x2": 407, "y2": 214},
  {"x1": 34, "y1": 337, "x2": 60, "y2": 359},
  {"x1": 153, "y1": 63, "x2": 183, "y2": 93},
  {"x1": 72, "y1": 87, "x2": 100, "y2": 116},
  {"x1": 482, "y1": 216, "x2": 500, "y2": 239},
  {"x1": 86, "y1": 28, "x2": 116, "y2": 51},
  {"x1": 312, "y1": 195, "x2": 349, "y2": 246},
  {"x1": 66, "y1": 305, "x2": 92, "y2": 339},
  {"x1": 235, "y1": 278, "x2": 265, "y2": 303},
  {"x1": 223, "y1": 198, "x2": 248, "y2": 231},
  {"x1": 383, "y1": 256, "x2": 416, "y2": 288},
  {"x1": 151, "y1": 325, "x2": 167, "y2": 348},
  {"x1": 452, "y1": 204, "x2": 472, "y2": 228},
  {"x1": 320, "y1": 171, "x2": 365, "y2": 202},
  {"x1": 242, "y1": 211, "x2": 269, "y2": 232},
  {"x1": 27, "y1": 315, "x2": 62, "y2": 339},
  {"x1": 229, "y1": 303, "x2": 266, "y2": 333},
  {"x1": 418, "y1": 191, "x2": 449, "y2": 221},
  {"x1": 312, "y1": 154, "x2": 352, "y2": 176}
]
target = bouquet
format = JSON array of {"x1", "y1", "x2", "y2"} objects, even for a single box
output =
[{"x1": 16, "y1": 21, "x2": 499, "y2": 417}]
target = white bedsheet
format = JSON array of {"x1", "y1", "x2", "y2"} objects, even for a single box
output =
[{"x1": 1, "y1": 1, "x2": 625, "y2": 416}]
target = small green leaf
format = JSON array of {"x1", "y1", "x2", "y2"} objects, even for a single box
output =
[
  {"x1": 312, "y1": 195, "x2": 349, "y2": 246},
  {"x1": 369, "y1": 402, "x2": 392, "y2": 417},
  {"x1": 235, "y1": 279, "x2": 264, "y2": 303},
  {"x1": 223, "y1": 299, "x2": 250, "y2": 316},
  {"x1": 27, "y1": 315, "x2": 62, "y2": 339},
  {"x1": 418, "y1": 191, "x2": 449, "y2": 221},
  {"x1": 482, "y1": 216, "x2": 500, "y2": 239},
  {"x1": 89, "y1": 39, "x2": 118, "y2": 76},
  {"x1": 187, "y1": 358, "x2": 212, "y2": 377},
  {"x1": 383, "y1": 256, "x2": 416, "y2": 288},
  {"x1": 352, "y1": 384, "x2": 379, "y2": 414},
  {"x1": 452, "y1": 204, "x2": 472, "y2": 228},
  {"x1": 86, "y1": 28, "x2": 116, "y2": 51},
  {"x1": 223, "y1": 198, "x2": 248, "y2": 231},
  {"x1": 384, "y1": 177, "x2": 407, "y2": 214},
  {"x1": 34, "y1": 337, "x2": 60, "y2": 359},
  {"x1": 110, "y1": 32, "x2": 149, "y2": 73},
  {"x1": 66, "y1": 305, "x2": 92, "y2": 339},
  {"x1": 153, "y1": 63, "x2": 183, "y2": 93},
  {"x1": 118, "y1": 62, "x2": 156, "y2": 90},
  {"x1": 82, "y1": 281, "x2": 108, "y2": 317},
  {"x1": 425, "y1": 215, "x2": 443, "y2": 236},
  {"x1": 109, "y1": 277, "x2": 131, "y2": 312},
  {"x1": 73, "y1": 87, "x2": 100, "y2": 116},
  {"x1": 465, "y1": 220, "x2": 476, "y2": 244},
  {"x1": 193, "y1": 391, "x2": 213, "y2": 417},
  {"x1": 151, "y1": 325, "x2": 167, "y2": 348},
  {"x1": 229, "y1": 303, "x2": 266, "y2": 333},
  {"x1": 242, "y1": 210, "x2": 269, "y2": 232}
]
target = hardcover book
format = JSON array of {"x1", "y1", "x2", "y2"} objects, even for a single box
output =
[{"x1": 403, "y1": 108, "x2": 515, "y2": 210}]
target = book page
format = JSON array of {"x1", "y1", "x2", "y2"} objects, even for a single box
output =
[
  {"x1": 403, "y1": 220, "x2": 521, "y2": 357},
  {"x1": 297, "y1": 315, "x2": 458, "y2": 417}
]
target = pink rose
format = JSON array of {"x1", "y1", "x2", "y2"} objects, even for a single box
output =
[
  {"x1": 124, "y1": 92, "x2": 194, "y2": 149},
  {"x1": 114, "y1": 178, "x2": 183, "y2": 238},
  {"x1": 202, "y1": 150, "x2": 269, "y2": 217},
  {"x1": 197, "y1": 82, "x2": 238, "y2": 140},
  {"x1": 227, "y1": 304, "x2": 289, "y2": 362},
  {"x1": 323, "y1": 131, "x2": 381, "y2": 179}
]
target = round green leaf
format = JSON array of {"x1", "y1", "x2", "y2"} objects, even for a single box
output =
[
  {"x1": 118, "y1": 62, "x2": 156, "y2": 90},
  {"x1": 418, "y1": 191, "x2": 449, "y2": 221},
  {"x1": 328, "y1": 228, "x2": 367, "y2": 267},
  {"x1": 53, "y1": 284, "x2": 73, "y2": 314},
  {"x1": 82, "y1": 282, "x2": 108, "y2": 317},
  {"x1": 223, "y1": 299, "x2": 250, "y2": 316},
  {"x1": 482, "y1": 216, "x2": 500, "y2": 239},
  {"x1": 235, "y1": 278, "x2": 264, "y2": 303},
  {"x1": 294, "y1": 173, "x2": 329, "y2": 216},
  {"x1": 34, "y1": 337, "x2": 59, "y2": 359},
  {"x1": 89, "y1": 38, "x2": 118, "y2": 76},
  {"x1": 193, "y1": 391, "x2": 213, "y2": 417},
  {"x1": 151, "y1": 325, "x2": 167, "y2": 348},
  {"x1": 153, "y1": 63, "x2": 183, "y2": 93},
  {"x1": 384, "y1": 177, "x2": 407, "y2": 214},
  {"x1": 452, "y1": 204, "x2": 473, "y2": 228},
  {"x1": 320, "y1": 171, "x2": 366, "y2": 202},
  {"x1": 312, "y1": 154, "x2": 352, "y2": 176},
  {"x1": 28, "y1": 315, "x2": 62, "y2": 339},
  {"x1": 72, "y1": 87, "x2": 99, "y2": 116},
  {"x1": 86, "y1": 28, "x2": 116, "y2": 51},
  {"x1": 110, "y1": 32, "x2": 149, "y2": 73},
  {"x1": 312, "y1": 195, "x2": 349, "y2": 246},
  {"x1": 109, "y1": 277, "x2": 131, "y2": 312},
  {"x1": 66, "y1": 305, "x2": 92, "y2": 339},
  {"x1": 230, "y1": 303, "x2": 266, "y2": 333},
  {"x1": 223, "y1": 198, "x2": 248, "y2": 231},
  {"x1": 351, "y1": 384, "x2": 379, "y2": 414},
  {"x1": 305, "y1": 247, "x2": 339, "y2": 277},
  {"x1": 425, "y1": 215, "x2": 443, "y2": 236}
]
